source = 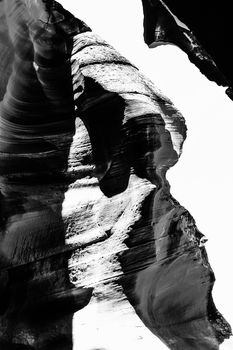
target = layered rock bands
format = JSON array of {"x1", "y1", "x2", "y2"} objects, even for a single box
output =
[{"x1": 0, "y1": 1, "x2": 231, "y2": 349}]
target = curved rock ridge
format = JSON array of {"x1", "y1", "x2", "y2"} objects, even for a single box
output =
[
  {"x1": 72, "y1": 31, "x2": 187, "y2": 196},
  {"x1": 0, "y1": 1, "x2": 231, "y2": 349},
  {"x1": 0, "y1": 0, "x2": 91, "y2": 159},
  {"x1": 0, "y1": 1, "x2": 93, "y2": 348},
  {"x1": 141, "y1": 0, "x2": 233, "y2": 100}
]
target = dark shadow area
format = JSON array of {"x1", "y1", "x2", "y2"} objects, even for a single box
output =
[{"x1": 77, "y1": 77, "x2": 130, "y2": 197}]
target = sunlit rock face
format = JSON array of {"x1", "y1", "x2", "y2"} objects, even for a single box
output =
[
  {"x1": 0, "y1": 1, "x2": 231, "y2": 349},
  {"x1": 141, "y1": 0, "x2": 233, "y2": 100}
]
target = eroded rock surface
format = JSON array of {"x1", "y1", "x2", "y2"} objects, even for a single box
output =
[{"x1": 0, "y1": 1, "x2": 231, "y2": 349}]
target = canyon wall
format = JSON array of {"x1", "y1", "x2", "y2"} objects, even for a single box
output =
[{"x1": 0, "y1": 1, "x2": 231, "y2": 349}]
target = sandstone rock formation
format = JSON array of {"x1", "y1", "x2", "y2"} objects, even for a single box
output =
[
  {"x1": 141, "y1": 0, "x2": 233, "y2": 100},
  {"x1": 0, "y1": 1, "x2": 231, "y2": 349}
]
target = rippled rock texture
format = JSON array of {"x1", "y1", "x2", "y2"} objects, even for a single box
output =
[
  {"x1": 141, "y1": 0, "x2": 233, "y2": 100},
  {"x1": 0, "y1": 1, "x2": 231, "y2": 349}
]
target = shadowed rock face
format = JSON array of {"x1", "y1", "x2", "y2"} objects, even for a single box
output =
[
  {"x1": 141, "y1": 0, "x2": 233, "y2": 100},
  {"x1": 0, "y1": 1, "x2": 231, "y2": 349},
  {"x1": 0, "y1": 1, "x2": 93, "y2": 348}
]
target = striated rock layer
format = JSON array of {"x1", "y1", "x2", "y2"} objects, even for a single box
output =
[{"x1": 0, "y1": 1, "x2": 231, "y2": 349}]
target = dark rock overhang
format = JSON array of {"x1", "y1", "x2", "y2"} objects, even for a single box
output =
[{"x1": 141, "y1": 0, "x2": 233, "y2": 100}]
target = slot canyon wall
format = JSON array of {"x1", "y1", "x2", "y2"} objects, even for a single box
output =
[{"x1": 0, "y1": 1, "x2": 232, "y2": 349}]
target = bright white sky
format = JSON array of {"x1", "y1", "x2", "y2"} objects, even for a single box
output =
[{"x1": 60, "y1": 1, "x2": 233, "y2": 349}]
